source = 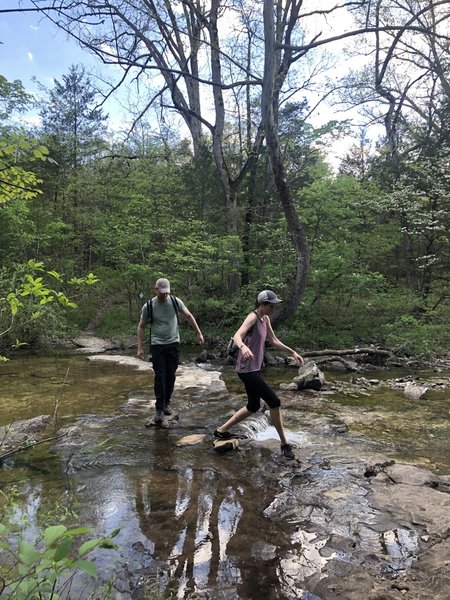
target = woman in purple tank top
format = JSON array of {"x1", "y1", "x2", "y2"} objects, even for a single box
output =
[{"x1": 214, "y1": 290, "x2": 303, "y2": 460}]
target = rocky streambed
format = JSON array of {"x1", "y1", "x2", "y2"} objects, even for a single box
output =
[{"x1": 0, "y1": 349, "x2": 449, "y2": 599}]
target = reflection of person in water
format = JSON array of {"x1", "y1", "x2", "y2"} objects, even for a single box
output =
[{"x1": 134, "y1": 458, "x2": 247, "y2": 595}]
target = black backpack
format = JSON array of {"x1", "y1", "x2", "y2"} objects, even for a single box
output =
[{"x1": 226, "y1": 311, "x2": 257, "y2": 359}]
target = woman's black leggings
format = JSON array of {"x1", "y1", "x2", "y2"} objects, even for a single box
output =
[{"x1": 238, "y1": 370, "x2": 281, "y2": 413}]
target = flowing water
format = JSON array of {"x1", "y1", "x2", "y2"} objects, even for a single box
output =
[{"x1": 0, "y1": 351, "x2": 449, "y2": 599}]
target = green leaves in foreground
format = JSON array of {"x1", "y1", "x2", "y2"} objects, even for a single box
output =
[
  {"x1": 0, "y1": 259, "x2": 100, "y2": 360},
  {"x1": 3, "y1": 260, "x2": 99, "y2": 317},
  {"x1": 0, "y1": 523, "x2": 120, "y2": 599}
]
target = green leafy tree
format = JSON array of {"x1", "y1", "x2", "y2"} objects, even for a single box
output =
[
  {"x1": 0, "y1": 260, "x2": 99, "y2": 359},
  {"x1": 0, "y1": 132, "x2": 49, "y2": 204},
  {"x1": 0, "y1": 75, "x2": 32, "y2": 120},
  {"x1": 39, "y1": 64, "x2": 108, "y2": 171},
  {"x1": 30, "y1": 65, "x2": 110, "y2": 270},
  {"x1": 0, "y1": 512, "x2": 118, "y2": 599},
  {"x1": 0, "y1": 75, "x2": 50, "y2": 206}
]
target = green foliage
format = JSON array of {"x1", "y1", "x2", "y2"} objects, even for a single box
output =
[
  {"x1": 0, "y1": 521, "x2": 119, "y2": 598},
  {"x1": 0, "y1": 486, "x2": 119, "y2": 599},
  {"x1": 39, "y1": 64, "x2": 108, "y2": 171},
  {"x1": 287, "y1": 172, "x2": 449, "y2": 353},
  {"x1": 0, "y1": 260, "x2": 99, "y2": 357},
  {"x1": 0, "y1": 75, "x2": 33, "y2": 120},
  {"x1": 0, "y1": 130, "x2": 50, "y2": 204},
  {"x1": 0, "y1": 67, "x2": 447, "y2": 358},
  {"x1": 381, "y1": 311, "x2": 450, "y2": 357},
  {"x1": 98, "y1": 305, "x2": 134, "y2": 338}
]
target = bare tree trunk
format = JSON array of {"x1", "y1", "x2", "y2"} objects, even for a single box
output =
[{"x1": 262, "y1": 0, "x2": 310, "y2": 325}]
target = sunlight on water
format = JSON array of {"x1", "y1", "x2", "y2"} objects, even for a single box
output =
[
  {"x1": 256, "y1": 424, "x2": 311, "y2": 447},
  {"x1": 283, "y1": 530, "x2": 336, "y2": 578},
  {"x1": 218, "y1": 486, "x2": 243, "y2": 561},
  {"x1": 175, "y1": 466, "x2": 193, "y2": 518}
]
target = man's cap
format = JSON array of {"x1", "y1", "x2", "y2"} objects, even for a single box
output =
[
  {"x1": 155, "y1": 278, "x2": 170, "y2": 293},
  {"x1": 258, "y1": 290, "x2": 282, "y2": 304}
]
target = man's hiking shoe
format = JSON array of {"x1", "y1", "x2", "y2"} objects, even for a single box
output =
[
  {"x1": 154, "y1": 410, "x2": 164, "y2": 425},
  {"x1": 163, "y1": 406, "x2": 173, "y2": 416},
  {"x1": 214, "y1": 429, "x2": 233, "y2": 440},
  {"x1": 281, "y1": 444, "x2": 295, "y2": 460}
]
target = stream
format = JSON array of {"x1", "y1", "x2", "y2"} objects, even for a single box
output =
[{"x1": 0, "y1": 350, "x2": 449, "y2": 599}]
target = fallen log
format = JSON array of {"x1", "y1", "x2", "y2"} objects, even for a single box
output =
[
  {"x1": 313, "y1": 356, "x2": 358, "y2": 371},
  {"x1": 302, "y1": 347, "x2": 392, "y2": 358}
]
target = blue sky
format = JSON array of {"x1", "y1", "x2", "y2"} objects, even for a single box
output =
[
  {"x1": 0, "y1": 4, "x2": 363, "y2": 162},
  {"x1": 0, "y1": 9, "x2": 97, "y2": 92},
  {"x1": 0, "y1": 7, "x2": 126, "y2": 126}
]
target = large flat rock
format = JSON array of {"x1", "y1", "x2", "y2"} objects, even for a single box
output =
[{"x1": 88, "y1": 354, "x2": 226, "y2": 393}]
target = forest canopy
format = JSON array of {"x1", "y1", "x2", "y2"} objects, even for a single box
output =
[{"x1": 0, "y1": 1, "x2": 449, "y2": 357}]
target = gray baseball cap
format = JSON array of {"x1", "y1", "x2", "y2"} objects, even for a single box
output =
[
  {"x1": 258, "y1": 290, "x2": 282, "y2": 304},
  {"x1": 155, "y1": 278, "x2": 170, "y2": 293}
]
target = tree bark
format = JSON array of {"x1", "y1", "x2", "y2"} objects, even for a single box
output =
[{"x1": 262, "y1": 0, "x2": 310, "y2": 326}]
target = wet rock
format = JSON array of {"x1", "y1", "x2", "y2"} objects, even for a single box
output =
[
  {"x1": 364, "y1": 455, "x2": 396, "y2": 478},
  {"x1": 262, "y1": 352, "x2": 276, "y2": 366},
  {"x1": 175, "y1": 434, "x2": 206, "y2": 446},
  {"x1": 263, "y1": 490, "x2": 321, "y2": 522},
  {"x1": 88, "y1": 356, "x2": 227, "y2": 396},
  {"x1": 403, "y1": 537, "x2": 450, "y2": 599},
  {"x1": 320, "y1": 532, "x2": 359, "y2": 557},
  {"x1": 327, "y1": 423, "x2": 348, "y2": 435},
  {"x1": 175, "y1": 365, "x2": 227, "y2": 395},
  {"x1": 262, "y1": 490, "x2": 293, "y2": 520},
  {"x1": 310, "y1": 568, "x2": 397, "y2": 600},
  {"x1": 89, "y1": 354, "x2": 152, "y2": 372},
  {"x1": 0, "y1": 415, "x2": 53, "y2": 451},
  {"x1": 371, "y1": 478, "x2": 450, "y2": 536},
  {"x1": 403, "y1": 382, "x2": 429, "y2": 400},
  {"x1": 251, "y1": 540, "x2": 277, "y2": 560},
  {"x1": 195, "y1": 349, "x2": 209, "y2": 363},
  {"x1": 279, "y1": 382, "x2": 299, "y2": 391},
  {"x1": 144, "y1": 413, "x2": 179, "y2": 428},
  {"x1": 291, "y1": 361, "x2": 326, "y2": 391},
  {"x1": 373, "y1": 472, "x2": 391, "y2": 483},
  {"x1": 73, "y1": 336, "x2": 119, "y2": 354},
  {"x1": 213, "y1": 438, "x2": 239, "y2": 452},
  {"x1": 352, "y1": 376, "x2": 372, "y2": 388},
  {"x1": 323, "y1": 358, "x2": 359, "y2": 371},
  {"x1": 384, "y1": 464, "x2": 441, "y2": 487},
  {"x1": 51, "y1": 426, "x2": 83, "y2": 448}
]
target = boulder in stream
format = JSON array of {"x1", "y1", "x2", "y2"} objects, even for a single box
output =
[
  {"x1": 286, "y1": 361, "x2": 326, "y2": 391},
  {"x1": 0, "y1": 415, "x2": 53, "y2": 451},
  {"x1": 403, "y1": 382, "x2": 429, "y2": 400}
]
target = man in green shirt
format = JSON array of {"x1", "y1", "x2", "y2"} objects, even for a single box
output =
[{"x1": 137, "y1": 278, "x2": 204, "y2": 424}]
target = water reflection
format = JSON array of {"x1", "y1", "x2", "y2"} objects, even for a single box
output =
[
  {"x1": 135, "y1": 460, "x2": 247, "y2": 597},
  {"x1": 279, "y1": 530, "x2": 336, "y2": 593},
  {"x1": 175, "y1": 466, "x2": 193, "y2": 518}
]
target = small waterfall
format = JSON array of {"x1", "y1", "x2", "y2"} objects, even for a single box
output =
[{"x1": 238, "y1": 412, "x2": 270, "y2": 437}]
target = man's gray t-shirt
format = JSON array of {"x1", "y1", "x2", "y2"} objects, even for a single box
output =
[{"x1": 140, "y1": 296, "x2": 186, "y2": 345}]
